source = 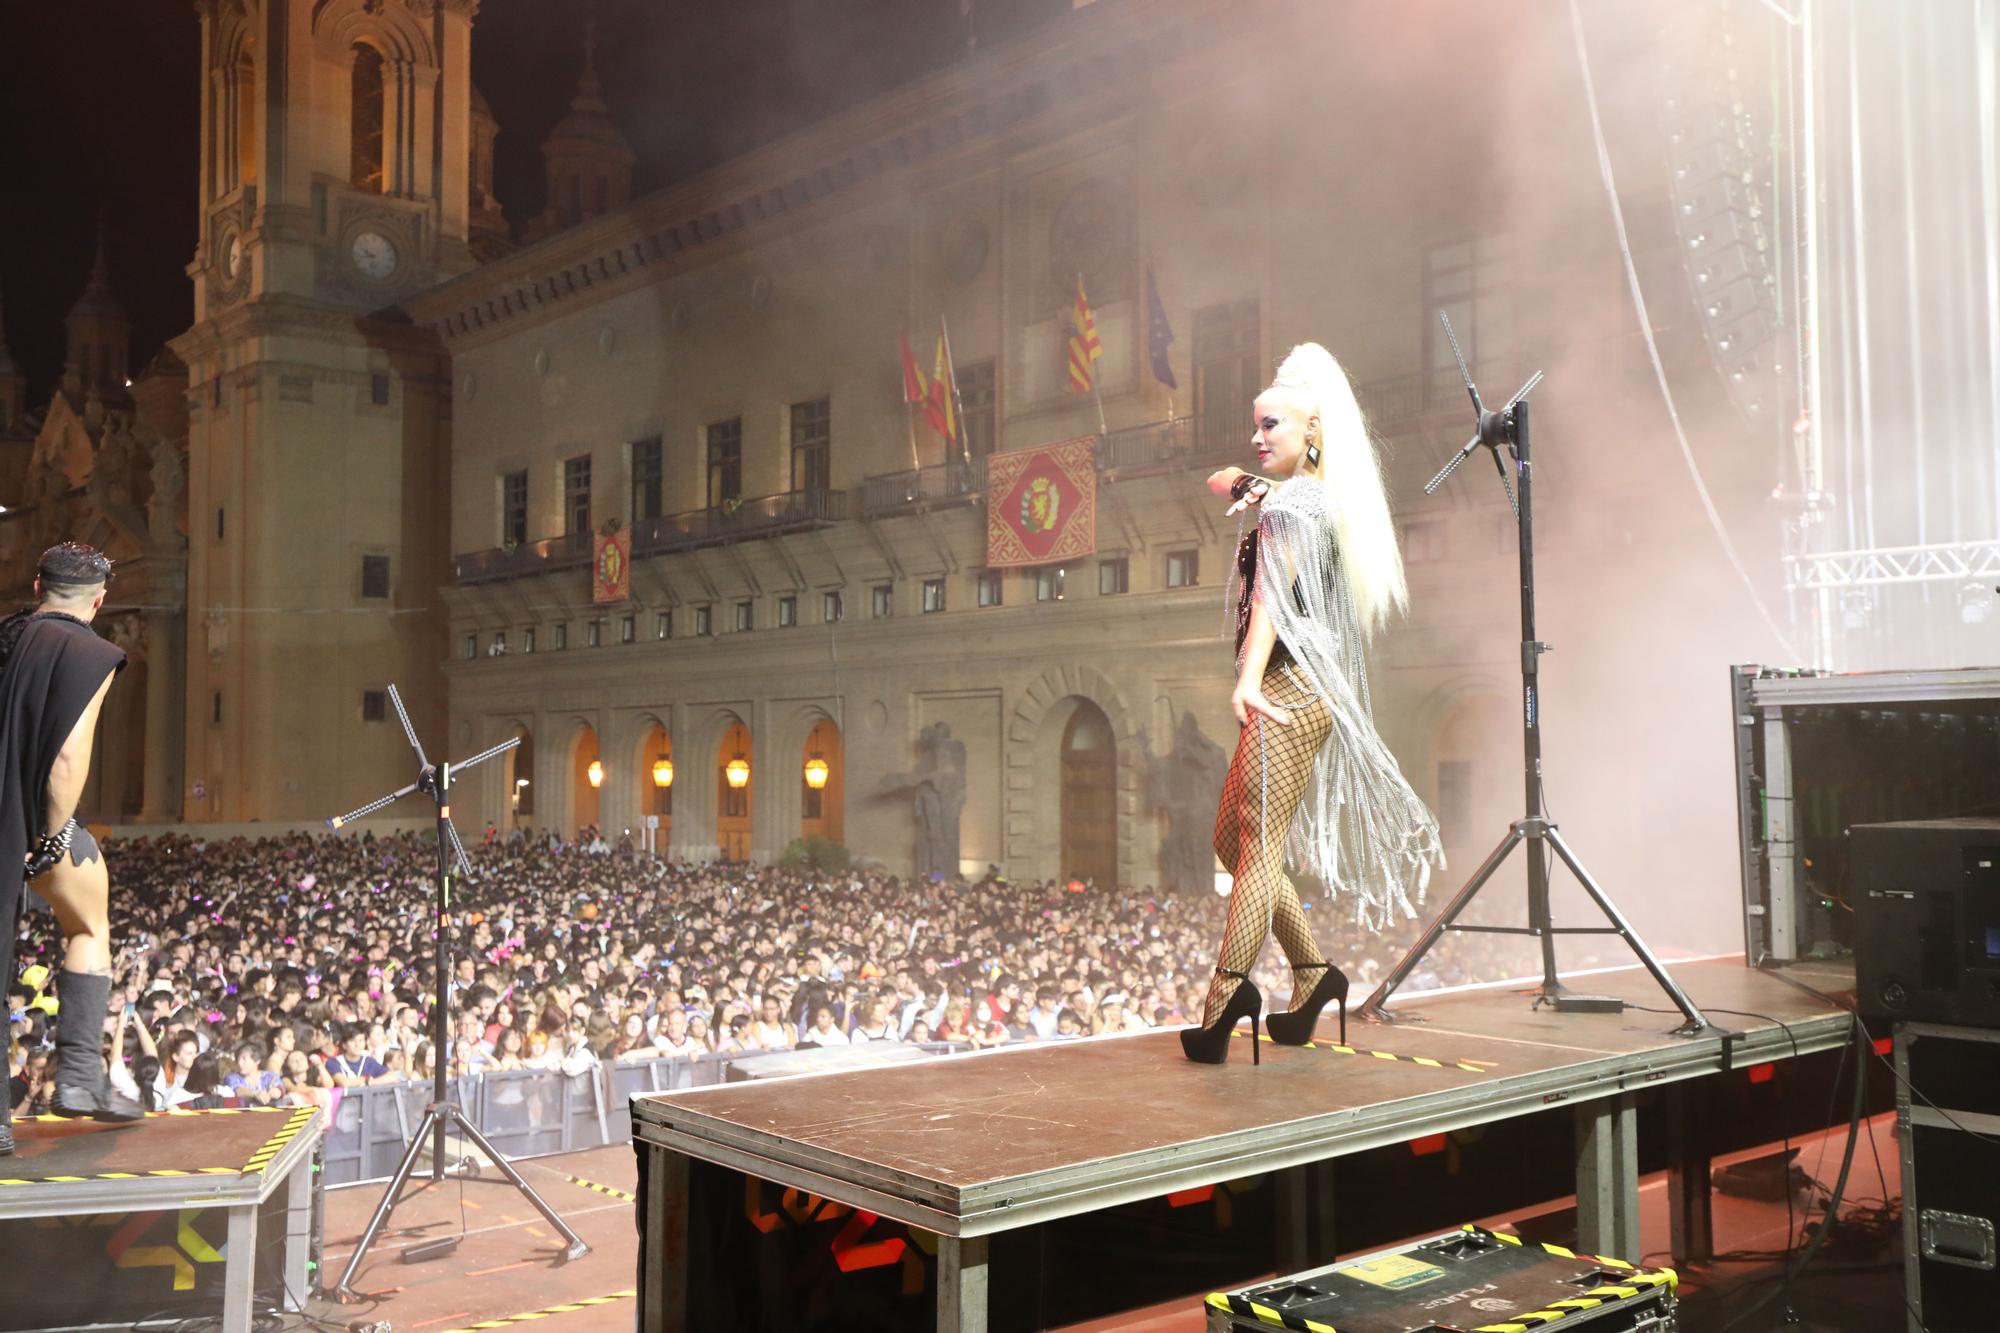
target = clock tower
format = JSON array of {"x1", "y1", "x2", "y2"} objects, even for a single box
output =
[{"x1": 171, "y1": 0, "x2": 480, "y2": 822}]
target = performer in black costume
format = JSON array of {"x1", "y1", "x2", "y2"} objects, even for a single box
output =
[{"x1": 0, "y1": 543, "x2": 140, "y2": 1157}]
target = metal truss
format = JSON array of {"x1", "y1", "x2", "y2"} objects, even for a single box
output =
[{"x1": 1784, "y1": 537, "x2": 2000, "y2": 590}]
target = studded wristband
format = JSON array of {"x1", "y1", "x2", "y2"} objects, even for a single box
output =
[{"x1": 28, "y1": 818, "x2": 76, "y2": 866}]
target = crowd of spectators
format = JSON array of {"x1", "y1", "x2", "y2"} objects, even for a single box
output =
[{"x1": 9, "y1": 829, "x2": 1556, "y2": 1117}]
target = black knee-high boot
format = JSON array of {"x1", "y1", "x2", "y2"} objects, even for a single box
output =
[{"x1": 50, "y1": 969, "x2": 142, "y2": 1122}]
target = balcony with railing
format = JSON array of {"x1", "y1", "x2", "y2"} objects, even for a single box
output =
[
  {"x1": 856, "y1": 458, "x2": 986, "y2": 519},
  {"x1": 452, "y1": 364, "x2": 1512, "y2": 582},
  {"x1": 453, "y1": 530, "x2": 593, "y2": 584},
  {"x1": 454, "y1": 489, "x2": 846, "y2": 585},
  {"x1": 631, "y1": 487, "x2": 846, "y2": 556}
]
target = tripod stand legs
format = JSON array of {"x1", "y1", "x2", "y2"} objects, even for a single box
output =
[
  {"x1": 334, "y1": 1103, "x2": 592, "y2": 1300},
  {"x1": 1544, "y1": 827, "x2": 1708, "y2": 1034},
  {"x1": 1357, "y1": 825, "x2": 1523, "y2": 1021},
  {"x1": 1356, "y1": 820, "x2": 1710, "y2": 1035},
  {"x1": 450, "y1": 1110, "x2": 593, "y2": 1260},
  {"x1": 336, "y1": 1103, "x2": 444, "y2": 1300}
]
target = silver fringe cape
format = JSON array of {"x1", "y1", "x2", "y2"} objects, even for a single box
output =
[{"x1": 1232, "y1": 475, "x2": 1445, "y2": 929}]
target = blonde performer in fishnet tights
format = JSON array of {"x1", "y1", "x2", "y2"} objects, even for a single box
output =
[{"x1": 1181, "y1": 344, "x2": 1446, "y2": 1065}]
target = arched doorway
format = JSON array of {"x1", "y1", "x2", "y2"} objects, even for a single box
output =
[
  {"x1": 800, "y1": 718, "x2": 843, "y2": 845},
  {"x1": 1060, "y1": 701, "x2": 1117, "y2": 887},
  {"x1": 717, "y1": 718, "x2": 751, "y2": 861},
  {"x1": 570, "y1": 723, "x2": 601, "y2": 835},
  {"x1": 637, "y1": 720, "x2": 672, "y2": 854},
  {"x1": 505, "y1": 724, "x2": 534, "y2": 827}
]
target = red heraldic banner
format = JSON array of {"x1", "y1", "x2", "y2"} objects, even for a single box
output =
[
  {"x1": 592, "y1": 528, "x2": 631, "y2": 603},
  {"x1": 984, "y1": 436, "x2": 1098, "y2": 569}
]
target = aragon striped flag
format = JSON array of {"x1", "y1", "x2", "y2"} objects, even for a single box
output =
[{"x1": 1064, "y1": 275, "x2": 1102, "y2": 394}]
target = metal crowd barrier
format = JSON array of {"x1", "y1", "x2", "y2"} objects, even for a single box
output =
[{"x1": 319, "y1": 1046, "x2": 962, "y2": 1187}]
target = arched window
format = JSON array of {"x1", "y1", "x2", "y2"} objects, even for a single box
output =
[
  {"x1": 350, "y1": 43, "x2": 385, "y2": 192},
  {"x1": 236, "y1": 49, "x2": 258, "y2": 187}
]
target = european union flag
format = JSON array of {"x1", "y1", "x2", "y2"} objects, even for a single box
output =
[{"x1": 1145, "y1": 265, "x2": 1177, "y2": 389}]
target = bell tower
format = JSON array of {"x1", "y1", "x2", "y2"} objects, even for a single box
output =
[
  {"x1": 171, "y1": 0, "x2": 479, "y2": 822},
  {"x1": 187, "y1": 0, "x2": 478, "y2": 316}
]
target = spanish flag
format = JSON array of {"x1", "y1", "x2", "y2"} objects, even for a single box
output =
[
  {"x1": 928, "y1": 324, "x2": 959, "y2": 449},
  {"x1": 900, "y1": 333, "x2": 929, "y2": 408},
  {"x1": 1065, "y1": 275, "x2": 1102, "y2": 394}
]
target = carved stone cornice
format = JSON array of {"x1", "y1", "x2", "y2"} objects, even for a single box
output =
[
  {"x1": 404, "y1": 1, "x2": 1233, "y2": 348},
  {"x1": 172, "y1": 294, "x2": 448, "y2": 365}
]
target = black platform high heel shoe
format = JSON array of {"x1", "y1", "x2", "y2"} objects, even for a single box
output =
[
  {"x1": 1265, "y1": 962, "x2": 1350, "y2": 1046},
  {"x1": 1180, "y1": 968, "x2": 1263, "y2": 1065}
]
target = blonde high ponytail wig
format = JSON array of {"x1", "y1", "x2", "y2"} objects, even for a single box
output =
[{"x1": 1266, "y1": 342, "x2": 1407, "y2": 637}]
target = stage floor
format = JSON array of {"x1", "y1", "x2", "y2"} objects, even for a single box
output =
[
  {"x1": 633, "y1": 957, "x2": 1857, "y2": 1239},
  {"x1": 1, "y1": 1105, "x2": 321, "y2": 1333},
  {"x1": 1, "y1": 1103, "x2": 319, "y2": 1218}
]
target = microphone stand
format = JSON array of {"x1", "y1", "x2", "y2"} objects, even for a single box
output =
[
  {"x1": 1356, "y1": 315, "x2": 1708, "y2": 1036},
  {"x1": 326, "y1": 685, "x2": 589, "y2": 1301}
]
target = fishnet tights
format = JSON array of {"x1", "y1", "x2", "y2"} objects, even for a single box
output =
[{"x1": 1203, "y1": 665, "x2": 1335, "y2": 1024}]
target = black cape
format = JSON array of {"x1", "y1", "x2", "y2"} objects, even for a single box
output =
[{"x1": 0, "y1": 612, "x2": 126, "y2": 994}]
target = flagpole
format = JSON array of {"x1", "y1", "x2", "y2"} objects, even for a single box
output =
[
  {"x1": 905, "y1": 402, "x2": 921, "y2": 473},
  {"x1": 939, "y1": 315, "x2": 971, "y2": 467}
]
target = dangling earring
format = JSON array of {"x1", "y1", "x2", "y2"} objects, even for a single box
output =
[{"x1": 1305, "y1": 433, "x2": 1321, "y2": 469}]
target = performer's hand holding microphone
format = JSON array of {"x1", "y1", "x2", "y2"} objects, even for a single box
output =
[{"x1": 1207, "y1": 467, "x2": 1273, "y2": 517}]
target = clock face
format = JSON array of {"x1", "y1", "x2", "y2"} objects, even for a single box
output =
[
  {"x1": 350, "y1": 230, "x2": 398, "y2": 280},
  {"x1": 223, "y1": 233, "x2": 243, "y2": 278}
]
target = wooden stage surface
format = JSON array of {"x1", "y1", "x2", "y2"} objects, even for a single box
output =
[
  {"x1": 633, "y1": 957, "x2": 1857, "y2": 1239},
  {"x1": 0, "y1": 1105, "x2": 322, "y2": 1333},
  {"x1": 0, "y1": 1103, "x2": 320, "y2": 1218}
]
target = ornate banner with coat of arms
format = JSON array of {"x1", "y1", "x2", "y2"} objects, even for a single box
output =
[
  {"x1": 984, "y1": 436, "x2": 1098, "y2": 569},
  {"x1": 592, "y1": 526, "x2": 631, "y2": 603}
]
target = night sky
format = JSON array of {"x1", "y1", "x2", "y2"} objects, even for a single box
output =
[{"x1": 0, "y1": 0, "x2": 1067, "y2": 406}]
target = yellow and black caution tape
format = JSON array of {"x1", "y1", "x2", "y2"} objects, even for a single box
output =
[
  {"x1": 1466, "y1": 1228, "x2": 1677, "y2": 1333},
  {"x1": 0, "y1": 1166, "x2": 244, "y2": 1187},
  {"x1": 1472, "y1": 1216, "x2": 1672, "y2": 1280},
  {"x1": 0, "y1": 1105, "x2": 319, "y2": 1187},
  {"x1": 565, "y1": 1174, "x2": 636, "y2": 1203},
  {"x1": 1205, "y1": 1291, "x2": 1338, "y2": 1332},
  {"x1": 434, "y1": 1288, "x2": 636, "y2": 1331},
  {"x1": 1232, "y1": 1029, "x2": 1490, "y2": 1074},
  {"x1": 244, "y1": 1105, "x2": 318, "y2": 1177},
  {"x1": 1205, "y1": 1226, "x2": 1675, "y2": 1333}
]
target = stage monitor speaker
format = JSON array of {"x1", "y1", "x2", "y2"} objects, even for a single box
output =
[
  {"x1": 1852, "y1": 819, "x2": 2000, "y2": 1028},
  {"x1": 1897, "y1": 1023, "x2": 2000, "y2": 1333}
]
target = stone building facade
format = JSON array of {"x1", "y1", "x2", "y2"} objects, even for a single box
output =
[
  {"x1": 17, "y1": 0, "x2": 1763, "y2": 950},
  {"x1": 403, "y1": 0, "x2": 1765, "y2": 910},
  {"x1": 0, "y1": 238, "x2": 189, "y2": 824}
]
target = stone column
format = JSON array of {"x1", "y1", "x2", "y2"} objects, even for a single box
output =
[
  {"x1": 749, "y1": 696, "x2": 781, "y2": 865},
  {"x1": 140, "y1": 610, "x2": 181, "y2": 821}
]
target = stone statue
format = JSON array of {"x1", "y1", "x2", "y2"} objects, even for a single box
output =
[
  {"x1": 879, "y1": 722, "x2": 968, "y2": 880},
  {"x1": 28, "y1": 451, "x2": 70, "y2": 549},
  {"x1": 148, "y1": 436, "x2": 185, "y2": 545},
  {"x1": 92, "y1": 410, "x2": 138, "y2": 512},
  {"x1": 1142, "y1": 710, "x2": 1230, "y2": 894}
]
